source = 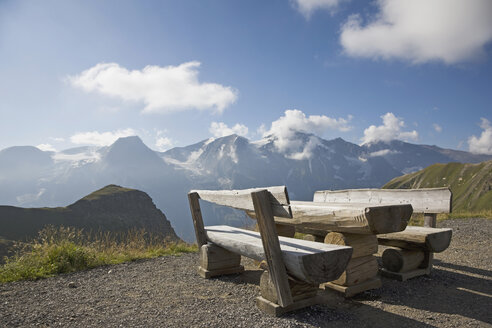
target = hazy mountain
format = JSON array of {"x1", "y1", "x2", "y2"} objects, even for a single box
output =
[
  {"x1": 384, "y1": 160, "x2": 492, "y2": 212},
  {"x1": 0, "y1": 184, "x2": 179, "y2": 242},
  {"x1": 1, "y1": 134, "x2": 491, "y2": 241}
]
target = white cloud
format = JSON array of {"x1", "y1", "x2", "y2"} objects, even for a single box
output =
[
  {"x1": 155, "y1": 137, "x2": 174, "y2": 151},
  {"x1": 263, "y1": 109, "x2": 352, "y2": 156},
  {"x1": 433, "y1": 123, "x2": 442, "y2": 133},
  {"x1": 209, "y1": 122, "x2": 249, "y2": 138},
  {"x1": 287, "y1": 136, "x2": 321, "y2": 160},
  {"x1": 368, "y1": 149, "x2": 400, "y2": 157},
  {"x1": 340, "y1": 0, "x2": 492, "y2": 64},
  {"x1": 292, "y1": 0, "x2": 343, "y2": 19},
  {"x1": 361, "y1": 112, "x2": 418, "y2": 144},
  {"x1": 70, "y1": 128, "x2": 137, "y2": 147},
  {"x1": 468, "y1": 118, "x2": 492, "y2": 154},
  {"x1": 68, "y1": 62, "x2": 238, "y2": 114},
  {"x1": 36, "y1": 144, "x2": 56, "y2": 152}
]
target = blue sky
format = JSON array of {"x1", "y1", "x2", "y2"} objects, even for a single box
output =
[{"x1": 1, "y1": 0, "x2": 491, "y2": 154}]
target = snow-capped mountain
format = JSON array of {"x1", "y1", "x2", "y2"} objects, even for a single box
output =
[{"x1": 1, "y1": 134, "x2": 490, "y2": 241}]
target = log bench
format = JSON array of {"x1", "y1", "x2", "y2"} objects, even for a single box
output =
[
  {"x1": 188, "y1": 186, "x2": 353, "y2": 316},
  {"x1": 313, "y1": 188, "x2": 453, "y2": 282},
  {"x1": 247, "y1": 197, "x2": 413, "y2": 297}
]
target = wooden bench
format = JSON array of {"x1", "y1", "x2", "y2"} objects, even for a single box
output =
[
  {"x1": 313, "y1": 188, "x2": 453, "y2": 281},
  {"x1": 188, "y1": 186, "x2": 353, "y2": 316}
]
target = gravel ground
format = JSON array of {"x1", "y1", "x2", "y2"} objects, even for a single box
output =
[{"x1": 1, "y1": 218, "x2": 491, "y2": 328}]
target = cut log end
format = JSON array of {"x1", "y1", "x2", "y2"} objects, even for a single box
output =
[
  {"x1": 300, "y1": 248, "x2": 353, "y2": 285},
  {"x1": 382, "y1": 247, "x2": 425, "y2": 273}
]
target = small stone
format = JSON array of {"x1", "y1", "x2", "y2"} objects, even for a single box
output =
[
  {"x1": 68, "y1": 282, "x2": 77, "y2": 288},
  {"x1": 108, "y1": 270, "x2": 112, "y2": 274}
]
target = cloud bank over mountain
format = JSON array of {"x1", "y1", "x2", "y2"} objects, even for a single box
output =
[{"x1": 361, "y1": 112, "x2": 418, "y2": 144}]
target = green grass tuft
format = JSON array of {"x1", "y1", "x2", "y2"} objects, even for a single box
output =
[{"x1": 0, "y1": 226, "x2": 197, "y2": 283}]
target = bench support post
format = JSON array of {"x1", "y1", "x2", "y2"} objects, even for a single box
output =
[
  {"x1": 252, "y1": 190, "x2": 293, "y2": 308},
  {"x1": 424, "y1": 213, "x2": 437, "y2": 228},
  {"x1": 197, "y1": 243, "x2": 244, "y2": 278},
  {"x1": 188, "y1": 192, "x2": 207, "y2": 247}
]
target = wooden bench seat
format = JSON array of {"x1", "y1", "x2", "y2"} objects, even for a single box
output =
[
  {"x1": 188, "y1": 186, "x2": 354, "y2": 316},
  {"x1": 313, "y1": 188, "x2": 453, "y2": 282},
  {"x1": 205, "y1": 225, "x2": 352, "y2": 284}
]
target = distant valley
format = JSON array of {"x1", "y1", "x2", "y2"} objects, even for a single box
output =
[{"x1": 1, "y1": 133, "x2": 491, "y2": 241}]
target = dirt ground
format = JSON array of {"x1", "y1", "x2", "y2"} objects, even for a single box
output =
[{"x1": 0, "y1": 218, "x2": 491, "y2": 327}]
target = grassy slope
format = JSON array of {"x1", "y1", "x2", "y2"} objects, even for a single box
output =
[
  {"x1": 383, "y1": 160, "x2": 492, "y2": 213},
  {"x1": 0, "y1": 226, "x2": 196, "y2": 283}
]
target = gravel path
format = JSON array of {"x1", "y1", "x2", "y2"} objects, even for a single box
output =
[{"x1": 1, "y1": 218, "x2": 491, "y2": 327}]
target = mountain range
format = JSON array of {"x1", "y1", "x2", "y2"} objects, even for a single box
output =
[{"x1": 1, "y1": 133, "x2": 491, "y2": 241}]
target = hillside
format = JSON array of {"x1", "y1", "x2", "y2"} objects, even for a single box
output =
[
  {"x1": 0, "y1": 184, "x2": 180, "y2": 242},
  {"x1": 383, "y1": 160, "x2": 492, "y2": 212}
]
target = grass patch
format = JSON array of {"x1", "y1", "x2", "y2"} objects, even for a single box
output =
[
  {"x1": 0, "y1": 226, "x2": 197, "y2": 283},
  {"x1": 408, "y1": 210, "x2": 492, "y2": 226}
]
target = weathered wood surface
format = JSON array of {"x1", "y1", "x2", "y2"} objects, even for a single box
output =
[
  {"x1": 331, "y1": 255, "x2": 379, "y2": 286},
  {"x1": 313, "y1": 188, "x2": 451, "y2": 214},
  {"x1": 378, "y1": 226, "x2": 452, "y2": 252},
  {"x1": 199, "y1": 243, "x2": 241, "y2": 271},
  {"x1": 302, "y1": 234, "x2": 325, "y2": 243},
  {"x1": 252, "y1": 190, "x2": 293, "y2": 307},
  {"x1": 324, "y1": 277, "x2": 382, "y2": 298},
  {"x1": 188, "y1": 192, "x2": 207, "y2": 247},
  {"x1": 191, "y1": 186, "x2": 292, "y2": 218},
  {"x1": 324, "y1": 232, "x2": 378, "y2": 258},
  {"x1": 274, "y1": 201, "x2": 412, "y2": 235},
  {"x1": 259, "y1": 271, "x2": 318, "y2": 304},
  {"x1": 381, "y1": 247, "x2": 425, "y2": 273},
  {"x1": 275, "y1": 223, "x2": 296, "y2": 238},
  {"x1": 256, "y1": 293, "x2": 331, "y2": 317},
  {"x1": 424, "y1": 213, "x2": 437, "y2": 228},
  {"x1": 204, "y1": 225, "x2": 353, "y2": 284}
]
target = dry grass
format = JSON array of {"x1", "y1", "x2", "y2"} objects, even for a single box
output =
[{"x1": 0, "y1": 226, "x2": 197, "y2": 283}]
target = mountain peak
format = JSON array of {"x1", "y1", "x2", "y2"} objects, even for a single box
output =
[
  {"x1": 79, "y1": 184, "x2": 135, "y2": 202},
  {"x1": 104, "y1": 135, "x2": 163, "y2": 166}
]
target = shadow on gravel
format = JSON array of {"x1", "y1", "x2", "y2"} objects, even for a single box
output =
[
  {"x1": 283, "y1": 302, "x2": 436, "y2": 328},
  {"x1": 433, "y1": 259, "x2": 492, "y2": 277},
  {"x1": 377, "y1": 264, "x2": 492, "y2": 325}
]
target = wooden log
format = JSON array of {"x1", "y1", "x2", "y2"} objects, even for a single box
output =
[
  {"x1": 204, "y1": 225, "x2": 353, "y2": 284},
  {"x1": 200, "y1": 243, "x2": 241, "y2": 271},
  {"x1": 275, "y1": 223, "x2": 296, "y2": 238},
  {"x1": 323, "y1": 277, "x2": 382, "y2": 297},
  {"x1": 424, "y1": 213, "x2": 437, "y2": 228},
  {"x1": 192, "y1": 186, "x2": 292, "y2": 218},
  {"x1": 332, "y1": 255, "x2": 379, "y2": 286},
  {"x1": 259, "y1": 271, "x2": 318, "y2": 304},
  {"x1": 274, "y1": 201, "x2": 412, "y2": 235},
  {"x1": 188, "y1": 192, "x2": 207, "y2": 247},
  {"x1": 302, "y1": 234, "x2": 325, "y2": 243},
  {"x1": 381, "y1": 247, "x2": 425, "y2": 273},
  {"x1": 377, "y1": 226, "x2": 452, "y2": 252},
  {"x1": 324, "y1": 232, "x2": 378, "y2": 258},
  {"x1": 252, "y1": 190, "x2": 293, "y2": 307},
  {"x1": 313, "y1": 188, "x2": 452, "y2": 214}
]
